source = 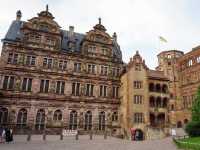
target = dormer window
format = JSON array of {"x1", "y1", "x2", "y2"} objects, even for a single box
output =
[
  {"x1": 39, "y1": 24, "x2": 49, "y2": 32},
  {"x1": 46, "y1": 37, "x2": 56, "y2": 46},
  {"x1": 188, "y1": 59, "x2": 193, "y2": 67},
  {"x1": 68, "y1": 41, "x2": 76, "y2": 50},
  {"x1": 88, "y1": 45, "x2": 96, "y2": 53}
]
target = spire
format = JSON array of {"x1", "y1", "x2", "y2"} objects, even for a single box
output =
[
  {"x1": 113, "y1": 32, "x2": 117, "y2": 42},
  {"x1": 98, "y1": 17, "x2": 101, "y2": 25},
  {"x1": 46, "y1": 4, "x2": 49, "y2": 12},
  {"x1": 16, "y1": 10, "x2": 22, "y2": 21},
  {"x1": 93, "y1": 17, "x2": 106, "y2": 32}
]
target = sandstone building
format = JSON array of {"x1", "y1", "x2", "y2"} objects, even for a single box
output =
[
  {"x1": 0, "y1": 7, "x2": 200, "y2": 140},
  {"x1": 120, "y1": 51, "x2": 170, "y2": 140},
  {"x1": 0, "y1": 7, "x2": 123, "y2": 135}
]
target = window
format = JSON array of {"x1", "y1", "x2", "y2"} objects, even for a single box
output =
[
  {"x1": 100, "y1": 66, "x2": 108, "y2": 75},
  {"x1": 17, "y1": 108, "x2": 27, "y2": 129},
  {"x1": 112, "y1": 68, "x2": 120, "y2": 77},
  {"x1": 134, "y1": 113, "x2": 144, "y2": 123},
  {"x1": 112, "y1": 86, "x2": 119, "y2": 98},
  {"x1": 134, "y1": 95, "x2": 143, "y2": 104},
  {"x1": 87, "y1": 64, "x2": 96, "y2": 74},
  {"x1": 43, "y1": 57, "x2": 53, "y2": 69},
  {"x1": 72, "y1": 82, "x2": 80, "y2": 96},
  {"x1": 0, "y1": 107, "x2": 8, "y2": 125},
  {"x1": 3, "y1": 76, "x2": 14, "y2": 90},
  {"x1": 188, "y1": 59, "x2": 193, "y2": 67},
  {"x1": 22, "y1": 78, "x2": 32, "y2": 92},
  {"x1": 58, "y1": 60, "x2": 67, "y2": 70},
  {"x1": 25, "y1": 55, "x2": 36, "y2": 66},
  {"x1": 74, "y1": 62, "x2": 81, "y2": 72},
  {"x1": 69, "y1": 110, "x2": 77, "y2": 130},
  {"x1": 84, "y1": 111, "x2": 92, "y2": 130},
  {"x1": 100, "y1": 85, "x2": 107, "y2": 97},
  {"x1": 197, "y1": 56, "x2": 200, "y2": 63},
  {"x1": 35, "y1": 109, "x2": 45, "y2": 131},
  {"x1": 101, "y1": 48, "x2": 107, "y2": 55},
  {"x1": 88, "y1": 45, "x2": 96, "y2": 53},
  {"x1": 7, "y1": 53, "x2": 18, "y2": 64},
  {"x1": 53, "y1": 110, "x2": 62, "y2": 121},
  {"x1": 167, "y1": 54, "x2": 171, "y2": 59},
  {"x1": 112, "y1": 112, "x2": 118, "y2": 121},
  {"x1": 99, "y1": 112, "x2": 105, "y2": 131},
  {"x1": 135, "y1": 64, "x2": 141, "y2": 71},
  {"x1": 56, "y1": 81, "x2": 65, "y2": 94},
  {"x1": 85, "y1": 84, "x2": 94, "y2": 97},
  {"x1": 40, "y1": 80, "x2": 49, "y2": 93},
  {"x1": 46, "y1": 37, "x2": 56, "y2": 45},
  {"x1": 133, "y1": 81, "x2": 142, "y2": 89}
]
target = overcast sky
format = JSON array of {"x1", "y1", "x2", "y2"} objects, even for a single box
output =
[{"x1": 1, "y1": 0, "x2": 200, "y2": 69}]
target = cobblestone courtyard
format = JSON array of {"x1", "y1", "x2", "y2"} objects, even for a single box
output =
[{"x1": 0, "y1": 135, "x2": 178, "y2": 150}]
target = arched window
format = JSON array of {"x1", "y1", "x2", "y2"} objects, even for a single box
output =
[
  {"x1": 84, "y1": 111, "x2": 92, "y2": 130},
  {"x1": 156, "y1": 97, "x2": 162, "y2": 107},
  {"x1": 163, "y1": 98, "x2": 168, "y2": 108},
  {"x1": 149, "y1": 96, "x2": 155, "y2": 107},
  {"x1": 0, "y1": 107, "x2": 8, "y2": 125},
  {"x1": 99, "y1": 111, "x2": 105, "y2": 131},
  {"x1": 112, "y1": 112, "x2": 118, "y2": 121},
  {"x1": 53, "y1": 110, "x2": 62, "y2": 121},
  {"x1": 69, "y1": 110, "x2": 77, "y2": 130},
  {"x1": 156, "y1": 84, "x2": 161, "y2": 92},
  {"x1": 17, "y1": 108, "x2": 27, "y2": 129},
  {"x1": 162, "y1": 84, "x2": 168, "y2": 93},
  {"x1": 149, "y1": 83, "x2": 154, "y2": 92},
  {"x1": 35, "y1": 109, "x2": 45, "y2": 131},
  {"x1": 9, "y1": 110, "x2": 16, "y2": 125}
]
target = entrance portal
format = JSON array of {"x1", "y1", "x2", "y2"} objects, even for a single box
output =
[{"x1": 134, "y1": 129, "x2": 144, "y2": 141}]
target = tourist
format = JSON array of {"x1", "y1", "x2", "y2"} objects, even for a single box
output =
[{"x1": 171, "y1": 128, "x2": 176, "y2": 138}]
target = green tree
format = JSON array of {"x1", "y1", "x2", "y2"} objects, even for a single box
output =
[
  {"x1": 191, "y1": 87, "x2": 200, "y2": 122},
  {"x1": 185, "y1": 86, "x2": 200, "y2": 137}
]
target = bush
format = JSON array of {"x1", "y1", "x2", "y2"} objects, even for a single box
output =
[{"x1": 185, "y1": 121, "x2": 200, "y2": 137}]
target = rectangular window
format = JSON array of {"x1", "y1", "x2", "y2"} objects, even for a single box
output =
[
  {"x1": 56, "y1": 81, "x2": 65, "y2": 94},
  {"x1": 197, "y1": 56, "x2": 200, "y2": 63},
  {"x1": 25, "y1": 55, "x2": 36, "y2": 66},
  {"x1": 100, "y1": 66, "x2": 108, "y2": 76},
  {"x1": 22, "y1": 78, "x2": 32, "y2": 92},
  {"x1": 85, "y1": 84, "x2": 94, "y2": 97},
  {"x1": 43, "y1": 57, "x2": 53, "y2": 69},
  {"x1": 7, "y1": 53, "x2": 18, "y2": 64},
  {"x1": 133, "y1": 81, "x2": 142, "y2": 89},
  {"x1": 134, "y1": 113, "x2": 144, "y2": 123},
  {"x1": 100, "y1": 85, "x2": 107, "y2": 97},
  {"x1": 133, "y1": 95, "x2": 143, "y2": 104},
  {"x1": 40, "y1": 79, "x2": 49, "y2": 93},
  {"x1": 112, "y1": 86, "x2": 119, "y2": 98},
  {"x1": 87, "y1": 64, "x2": 96, "y2": 74},
  {"x1": 72, "y1": 82, "x2": 80, "y2": 96},
  {"x1": 3, "y1": 76, "x2": 14, "y2": 90},
  {"x1": 58, "y1": 60, "x2": 67, "y2": 70},
  {"x1": 74, "y1": 63, "x2": 81, "y2": 72}
]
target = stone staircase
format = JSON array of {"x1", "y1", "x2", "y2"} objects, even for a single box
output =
[{"x1": 146, "y1": 127, "x2": 166, "y2": 140}]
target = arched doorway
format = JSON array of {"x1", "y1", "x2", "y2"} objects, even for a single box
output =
[
  {"x1": 177, "y1": 121, "x2": 182, "y2": 128},
  {"x1": 134, "y1": 129, "x2": 144, "y2": 141},
  {"x1": 184, "y1": 119, "x2": 188, "y2": 124}
]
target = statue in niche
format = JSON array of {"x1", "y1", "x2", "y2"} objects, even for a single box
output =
[
  {"x1": 107, "y1": 112, "x2": 112, "y2": 126},
  {"x1": 79, "y1": 112, "x2": 84, "y2": 129},
  {"x1": 50, "y1": 81, "x2": 56, "y2": 93},
  {"x1": 15, "y1": 77, "x2": 21, "y2": 91}
]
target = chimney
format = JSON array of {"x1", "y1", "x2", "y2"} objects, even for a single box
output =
[
  {"x1": 16, "y1": 10, "x2": 22, "y2": 21},
  {"x1": 69, "y1": 26, "x2": 74, "y2": 37},
  {"x1": 112, "y1": 32, "x2": 117, "y2": 42}
]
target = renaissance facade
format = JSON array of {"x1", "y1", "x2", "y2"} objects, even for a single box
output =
[
  {"x1": 1, "y1": 6, "x2": 200, "y2": 140},
  {"x1": 0, "y1": 7, "x2": 123, "y2": 135}
]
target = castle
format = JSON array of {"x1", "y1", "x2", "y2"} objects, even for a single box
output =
[{"x1": 0, "y1": 7, "x2": 199, "y2": 140}]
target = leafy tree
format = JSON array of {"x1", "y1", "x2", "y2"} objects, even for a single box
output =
[{"x1": 185, "y1": 86, "x2": 200, "y2": 137}]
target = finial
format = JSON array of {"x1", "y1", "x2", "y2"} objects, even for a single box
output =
[
  {"x1": 46, "y1": 4, "x2": 49, "y2": 12},
  {"x1": 98, "y1": 17, "x2": 101, "y2": 24},
  {"x1": 16, "y1": 10, "x2": 22, "y2": 21},
  {"x1": 136, "y1": 50, "x2": 139, "y2": 55}
]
